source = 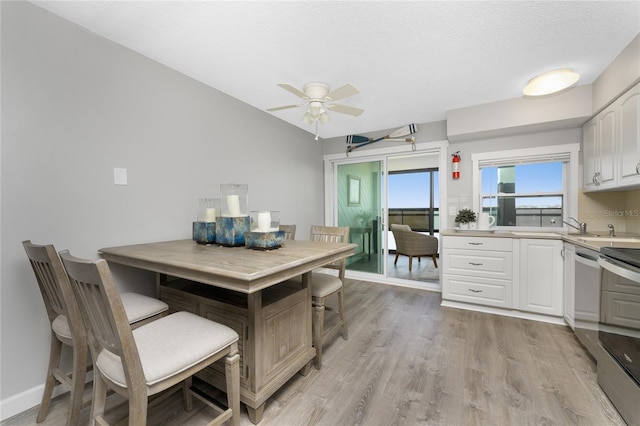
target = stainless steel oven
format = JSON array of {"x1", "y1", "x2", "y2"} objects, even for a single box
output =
[{"x1": 598, "y1": 247, "x2": 640, "y2": 426}]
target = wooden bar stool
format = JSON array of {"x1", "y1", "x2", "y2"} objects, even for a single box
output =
[{"x1": 23, "y1": 241, "x2": 169, "y2": 425}]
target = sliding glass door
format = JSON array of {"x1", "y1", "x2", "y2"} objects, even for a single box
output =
[
  {"x1": 326, "y1": 145, "x2": 446, "y2": 287},
  {"x1": 337, "y1": 161, "x2": 383, "y2": 274}
]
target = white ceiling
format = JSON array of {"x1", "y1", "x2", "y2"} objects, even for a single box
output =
[{"x1": 31, "y1": 1, "x2": 640, "y2": 140}]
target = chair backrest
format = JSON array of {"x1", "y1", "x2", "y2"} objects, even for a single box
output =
[
  {"x1": 22, "y1": 240, "x2": 86, "y2": 343},
  {"x1": 309, "y1": 226, "x2": 350, "y2": 275},
  {"x1": 59, "y1": 250, "x2": 145, "y2": 390},
  {"x1": 279, "y1": 224, "x2": 296, "y2": 240}
]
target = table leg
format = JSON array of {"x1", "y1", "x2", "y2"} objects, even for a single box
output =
[{"x1": 247, "y1": 403, "x2": 265, "y2": 424}]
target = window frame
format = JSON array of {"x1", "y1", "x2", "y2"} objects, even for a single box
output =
[{"x1": 471, "y1": 143, "x2": 580, "y2": 232}]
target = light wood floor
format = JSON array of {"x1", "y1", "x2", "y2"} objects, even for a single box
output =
[{"x1": 3, "y1": 279, "x2": 624, "y2": 426}]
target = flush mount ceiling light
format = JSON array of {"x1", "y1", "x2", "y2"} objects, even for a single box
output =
[{"x1": 523, "y1": 69, "x2": 580, "y2": 96}]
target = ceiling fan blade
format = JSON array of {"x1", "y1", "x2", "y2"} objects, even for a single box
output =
[
  {"x1": 277, "y1": 83, "x2": 308, "y2": 99},
  {"x1": 266, "y1": 104, "x2": 302, "y2": 112},
  {"x1": 325, "y1": 84, "x2": 359, "y2": 102},
  {"x1": 327, "y1": 104, "x2": 364, "y2": 117}
]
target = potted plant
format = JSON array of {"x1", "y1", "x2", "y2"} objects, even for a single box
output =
[{"x1": 455, "y1": 208, "x2": 477, "y2": 229}]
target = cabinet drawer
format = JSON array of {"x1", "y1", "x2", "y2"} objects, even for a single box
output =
[
  {"x1": 442, "y1": 249, "x2": 512, "y2": 279},
  {"x1": 443, "y1": 236, "x2": 513, "y2": 251},
  {"x1": 442, "y1": 274, "x2": 510, "y2": 308}
]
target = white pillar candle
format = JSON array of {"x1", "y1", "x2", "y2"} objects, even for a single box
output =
[
  {"x1": 257, "y1": 211, "x2": 271, "y2": 232},
  {"x1": 205, "y1": 208, "x2": 216, "y2": 222},
  {"x1": 227, "y1": 195, "x2": 241, "y2": 217}
]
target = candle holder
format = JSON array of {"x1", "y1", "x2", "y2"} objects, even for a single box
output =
[
  {"x1": 217, "y1": 184, "x2": 250, "y2": 247},
  {"x1": 246, "y1": 211, "x2": 285, "y2": 250},
  {"x1": 192, "y1": 198, "x2": 220, "y2": 244}
]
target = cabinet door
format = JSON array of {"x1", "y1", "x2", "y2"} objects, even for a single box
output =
[
  {"x1": 598, "y1": 106, "x2": 617, "y2": 189},
  {"x1": 519, "y1": 239, "x2": 563, "y2": 316},
  {"x1": 563, "y1": 243, "x2": 576, "y2": 329},
  {"x1": 619, "y1": 82, "x2": 640, "y2": 186},
  {"x1": 583, "y1": 117, "x2": 598, "y2": 191}
]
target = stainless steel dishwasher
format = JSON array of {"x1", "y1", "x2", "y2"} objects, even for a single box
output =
[{"x1": 573, "y1": 245, "x2": 602, "y2": 360}]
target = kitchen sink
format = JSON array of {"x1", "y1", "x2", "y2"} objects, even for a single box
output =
[
  {"x1": 510, "y1": 232, "x2": 562, "y2": 237},
  {"x1": 577, "y1": 236, "x2": 640, "y2": 243}
]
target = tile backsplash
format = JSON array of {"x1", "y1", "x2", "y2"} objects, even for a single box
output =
[{"x1": 578, "y1": 189, "x2": 640, "y2": 235}]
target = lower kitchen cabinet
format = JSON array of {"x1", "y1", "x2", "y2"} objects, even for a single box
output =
[
  {"x1": 442, "y1": 236, "x2": 513, "y2": 307},
  {"x1": 519, "y1": 239, "x2": 564, "y2": 316},
  {"x1": 442, "y1": 235, "x2": 564, "y2": 321}
]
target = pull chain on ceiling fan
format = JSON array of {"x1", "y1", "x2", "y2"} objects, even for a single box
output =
[{"x1": 267, "y1": 82, "x2": 364, "y2": 127}]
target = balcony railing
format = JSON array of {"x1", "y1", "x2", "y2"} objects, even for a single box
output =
[{"x1": 388, "y1": 208, "x2": 439, "y2": 233}]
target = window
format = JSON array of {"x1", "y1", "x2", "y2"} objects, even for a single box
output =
[
  {"x1": 472, "y1": 144, "x2": 580, "y2": 230},
  {"x1": 388, "y1": 169, "x2": 440, "y2": 233}
]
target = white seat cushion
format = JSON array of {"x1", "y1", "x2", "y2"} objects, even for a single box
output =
[
  {"x1": 95, "y1": 311, "x2": 238, "y2": 388},
  {"x1": 310, "y1": 272, "x2": 342, "y2": 298},
  {"x1": 52, "y1": 315, "x2": 72, "y2": 340},
  {"x1": 120, "y1": 292, "x2": 168, "y2": 324}
]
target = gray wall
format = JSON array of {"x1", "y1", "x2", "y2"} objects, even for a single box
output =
[{"x1": 1, "y1": 1, "x2": 324, "y2": 416}]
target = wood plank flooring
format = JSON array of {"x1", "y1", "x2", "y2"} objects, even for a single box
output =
[{"x1": 2, "y1": 279, "x2": 625, "y2": 425}]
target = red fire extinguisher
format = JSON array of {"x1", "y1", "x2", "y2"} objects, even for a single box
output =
[{"x1": 452, "y1": 151, "x2": 461, "y2": 179}]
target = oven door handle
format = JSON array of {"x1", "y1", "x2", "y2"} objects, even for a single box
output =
[{"x1": 598, "y1": 257, "x2": 640, "y2": 283}]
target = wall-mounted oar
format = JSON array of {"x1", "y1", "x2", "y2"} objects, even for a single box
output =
[{"x1": 346, "y1": 124, "x2": 417, "y2": 154}]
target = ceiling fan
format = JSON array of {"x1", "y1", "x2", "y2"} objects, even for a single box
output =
[{"x1": 267, "y1": 82, "x2": 364, "y2": 125}]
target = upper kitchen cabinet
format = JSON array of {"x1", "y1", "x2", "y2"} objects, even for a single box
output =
[
  {"x1": 619, "y1": 83, "x2": 640, "y2": 187},
  {"x1": 584, "y1": 82, "x2": 640, "y2": 192},
  {"x1": 583, "y1": 106, "x2": 616, "y2": 191}
]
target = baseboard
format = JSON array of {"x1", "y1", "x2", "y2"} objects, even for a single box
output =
[
  {"x1": 345, "y1": 269, "x2": 442, "y2": 293},
  {"x1": 440, "y1": 300, "x2": 568, "y2": 326},
  {"x1": 1, "y1": 371, "x2": 93, "y2": 421}
]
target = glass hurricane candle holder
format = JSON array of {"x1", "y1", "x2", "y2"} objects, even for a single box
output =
[
  {"x1": 246, "y1": 211, "x2": 284, "y2": 250},
  {"x1": 217, "y1": 184, "x2": 250, "y2": 246},
  {"x1": 192, "y1": 198, "x2": 220, "y2": 244}
]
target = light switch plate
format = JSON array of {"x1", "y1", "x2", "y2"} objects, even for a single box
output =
[{"x1": 114, "y1": 168, "x2": 127, "y2": 185}]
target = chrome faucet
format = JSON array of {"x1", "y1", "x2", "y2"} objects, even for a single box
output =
[
  {"x1": 608, "y1": 224, "x2": 615, "y2": 237},
  {"x1": 563, "y1": 217, "x2": 587, "y2": 235}
]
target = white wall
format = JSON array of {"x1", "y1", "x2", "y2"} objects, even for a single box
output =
[{"x1": 0, "y1": 1, "x2": 324, "y2": 418}]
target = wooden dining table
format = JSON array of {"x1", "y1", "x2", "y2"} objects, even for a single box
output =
[{"x1": 99, "y1": 238, "x2": 355, "y2": 424}]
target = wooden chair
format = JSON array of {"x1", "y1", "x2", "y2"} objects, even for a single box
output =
[
  {"x1": 279, "y1": 224, "x2": 296, "y2": 240},
  {"x1": 390, "y1": 224, "x2": 439, "y2": 271},
  {"x1": 23, "y1": 240, "x2": 169, "y2": 426},
  {"x1": 309, "y1": 225, "x2": 350, "y2": 369},
  {"x1": 59, "y1": 250, "x2": 241, "y2": 426}
]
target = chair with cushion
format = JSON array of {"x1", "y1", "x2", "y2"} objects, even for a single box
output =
[
  {"x1": 59, "y1": 250, "x2": 240, "y2": 426},
  {"x1": 22, "y1": 240, "x2": 169, "y2": 426},
  {"x1": 309, "y1": 225, "x2": 350, "y2": 369},
  {"x1": 279, "y1": 224, "x2": 296, "y2": 240},
  {"x1": 390, "y1": 224, "x2": 439, "y2": 271}
]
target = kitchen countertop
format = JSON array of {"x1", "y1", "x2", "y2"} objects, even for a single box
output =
[{"x1": 441, "y1": 229, "x2": 640, "y2": 251}]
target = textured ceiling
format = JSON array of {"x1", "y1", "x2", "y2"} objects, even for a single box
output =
[{"x1": 31, "y1": 1, "x2": 640, "y2": 139}]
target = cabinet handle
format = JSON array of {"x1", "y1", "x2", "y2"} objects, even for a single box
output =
[
  {"x1": 636, "y1": 162, "x2": 640, "y2": 175},
  {"x1": 593, "y1": 172, "x2": 601, "y2": 186},
  {"x1": 468, "y1": 242, "x2": 483, "y2": 246},
  {"x1": 468, "y1": 289, "x2": 483, "y2": 293},
  {"x1": 469, "y1": 262, "x2": 483, "y2": 266}
]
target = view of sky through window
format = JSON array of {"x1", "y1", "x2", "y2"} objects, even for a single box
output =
[{"x1": 388, "y1": 171, "x2": 440, "y2": 208}]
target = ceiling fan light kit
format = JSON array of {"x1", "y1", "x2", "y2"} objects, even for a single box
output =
[{"x1": 267, "y1": 81, "x2": 363, "y2": 129}]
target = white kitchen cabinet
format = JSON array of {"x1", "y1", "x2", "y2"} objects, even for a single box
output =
[
  {"x1": 583, "y1": 81, "x2": 640, "y2": 191},
  {"x1": 618, "y1": 82, "x2": 640, "y2": 187},
  {"x1": 442, "y1": 235, "x2": 564, "y2": 321},
  {"x1": 442, "y1": 236, "x2": 513, "y2": 308},
  {"x1": 583, "y1": 104, "x2": 616, "y2": 191},
  {"x1": 518, "y1": 239, "x2": 564, "y2": 316},
  {"x1": 563, "y1": 242, "x2": 576, "y2": 329}
]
